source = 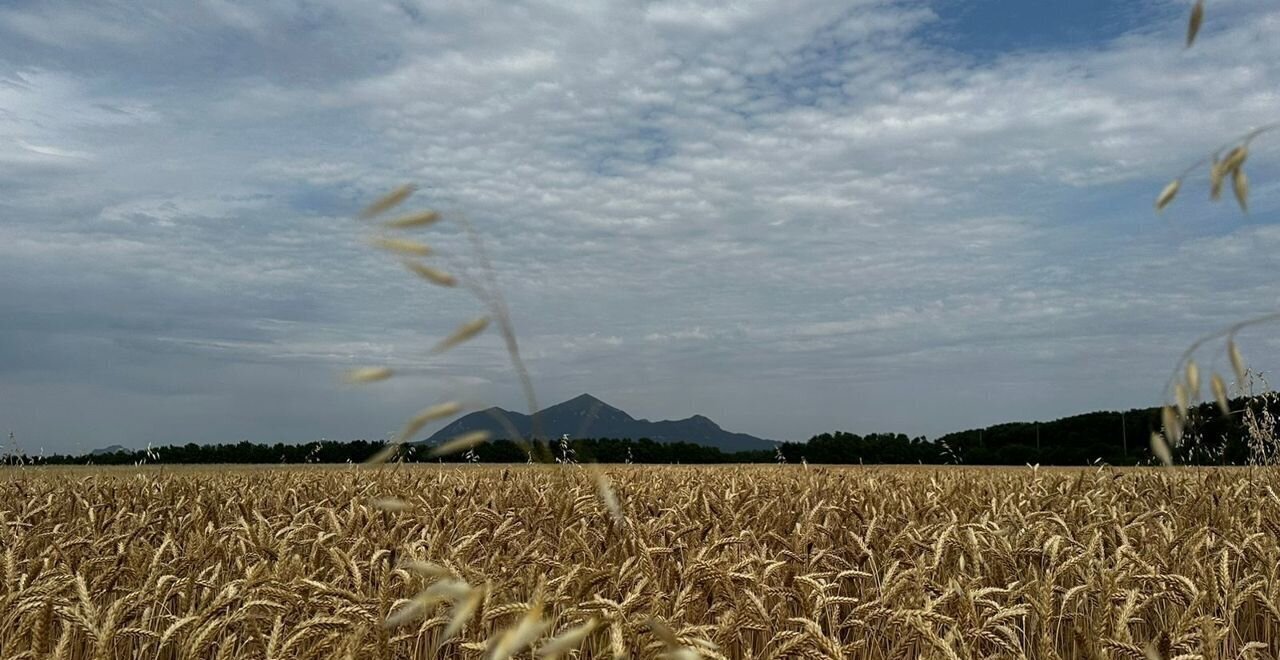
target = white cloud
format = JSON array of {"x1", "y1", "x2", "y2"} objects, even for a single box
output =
[
  {"x1": 0, "y1": 5, "x2": 143, "y2": 47},
  {"x1": 1, "y1": 0, "x2": 1278, "y2": 450}
]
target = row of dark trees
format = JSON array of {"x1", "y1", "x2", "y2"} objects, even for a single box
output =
[
  {"x1": 28, "y1": 438, "x2": 767, "y2": 466},
  {"x1": 931, "y1": 395, "x2": 1279, "y2": 466},
  {"x1": 12, "y1": 396, "x2": 1277, "y2": 467}
]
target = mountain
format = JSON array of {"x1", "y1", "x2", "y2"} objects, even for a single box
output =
[
  {"x1": 90, "y1": 445, "x2": 128, "y2": 456},
  {"x1": 421, "y1": 394, "x2": 776, "y2": 452}
]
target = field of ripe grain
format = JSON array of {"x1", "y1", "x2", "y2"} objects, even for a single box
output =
[{"x1": 2, "y1": 465, "x2": 1279, "y2": 659}]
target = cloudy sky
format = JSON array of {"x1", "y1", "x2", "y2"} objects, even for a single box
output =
[{"x1": 2, "y1": 0, "x2": 1278, "y2": 453}]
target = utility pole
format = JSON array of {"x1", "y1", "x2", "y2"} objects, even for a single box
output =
[{"x1": 3, "y1": 432, "x2": 21, "y2": 467}]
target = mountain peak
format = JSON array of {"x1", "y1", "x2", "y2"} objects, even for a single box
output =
[
  {"x1": 542, "y1": 393, "x2": 621, "y2": 414},
  {"x1": 423, "y1": 394, "x2": 775, "y2": 452}
]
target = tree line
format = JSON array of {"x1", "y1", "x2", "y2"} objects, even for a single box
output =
[{"x1": 9, "y1": 395, "x2": 1277, "y2": 467}]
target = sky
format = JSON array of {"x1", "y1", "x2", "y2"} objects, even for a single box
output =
[{"x1": 2, "y1": 0, "x2": 1279, "y2": 454}]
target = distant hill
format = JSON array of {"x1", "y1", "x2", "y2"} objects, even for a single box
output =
[
  {"x1": 90, "y1": 445, "x2": 128, "y2": 456},
  {"x1": 422, "y1": 394, "x2": 777, "y2": 452}
]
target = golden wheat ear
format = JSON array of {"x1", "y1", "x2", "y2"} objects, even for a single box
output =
[
  {"x1": 393, "y1": 401, "x2": 464, "y2": 444},
  {"x1": 370, "y1": 236, "x2": 433, "y2": 257},
  {"x1": 343, "y1": 367, "x2": 393, "y2": 383},
  {"x1": 370, "y1": 497, "x2": 412, "y2": 512},
  {"x1": 404, "y1": 262, "x2": 457, "y2": 287},
  {"x1": 1155, "y1": 179, "x2": 1180, "y2": 211},
  {"x1": 382, "y1": 210, "x2": 441, "y2": 229},
  {"x1": 429, "y1": 431, "x2": 491, "y2": 458},
  {"x1": 360, "y1": 184, "x2": 416, "y2": 219},
  {"x1": 431, "y1": 316, "x2": 490, "y2": 354},
  {"x1": 1186, "y1": 0, "x2": 1204, "y2": 47},
  {"x1": 535, "y1": 619, "x2": 598, "y2": 659}
]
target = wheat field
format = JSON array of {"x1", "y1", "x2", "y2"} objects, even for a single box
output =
[{"x1": 1, "y1": 465, "x2": 1278, "y2": 659}]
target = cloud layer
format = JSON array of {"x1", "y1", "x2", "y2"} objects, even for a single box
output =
[{"x1": 2, "y1": 0, "x2": 1278, "y2": 452}]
